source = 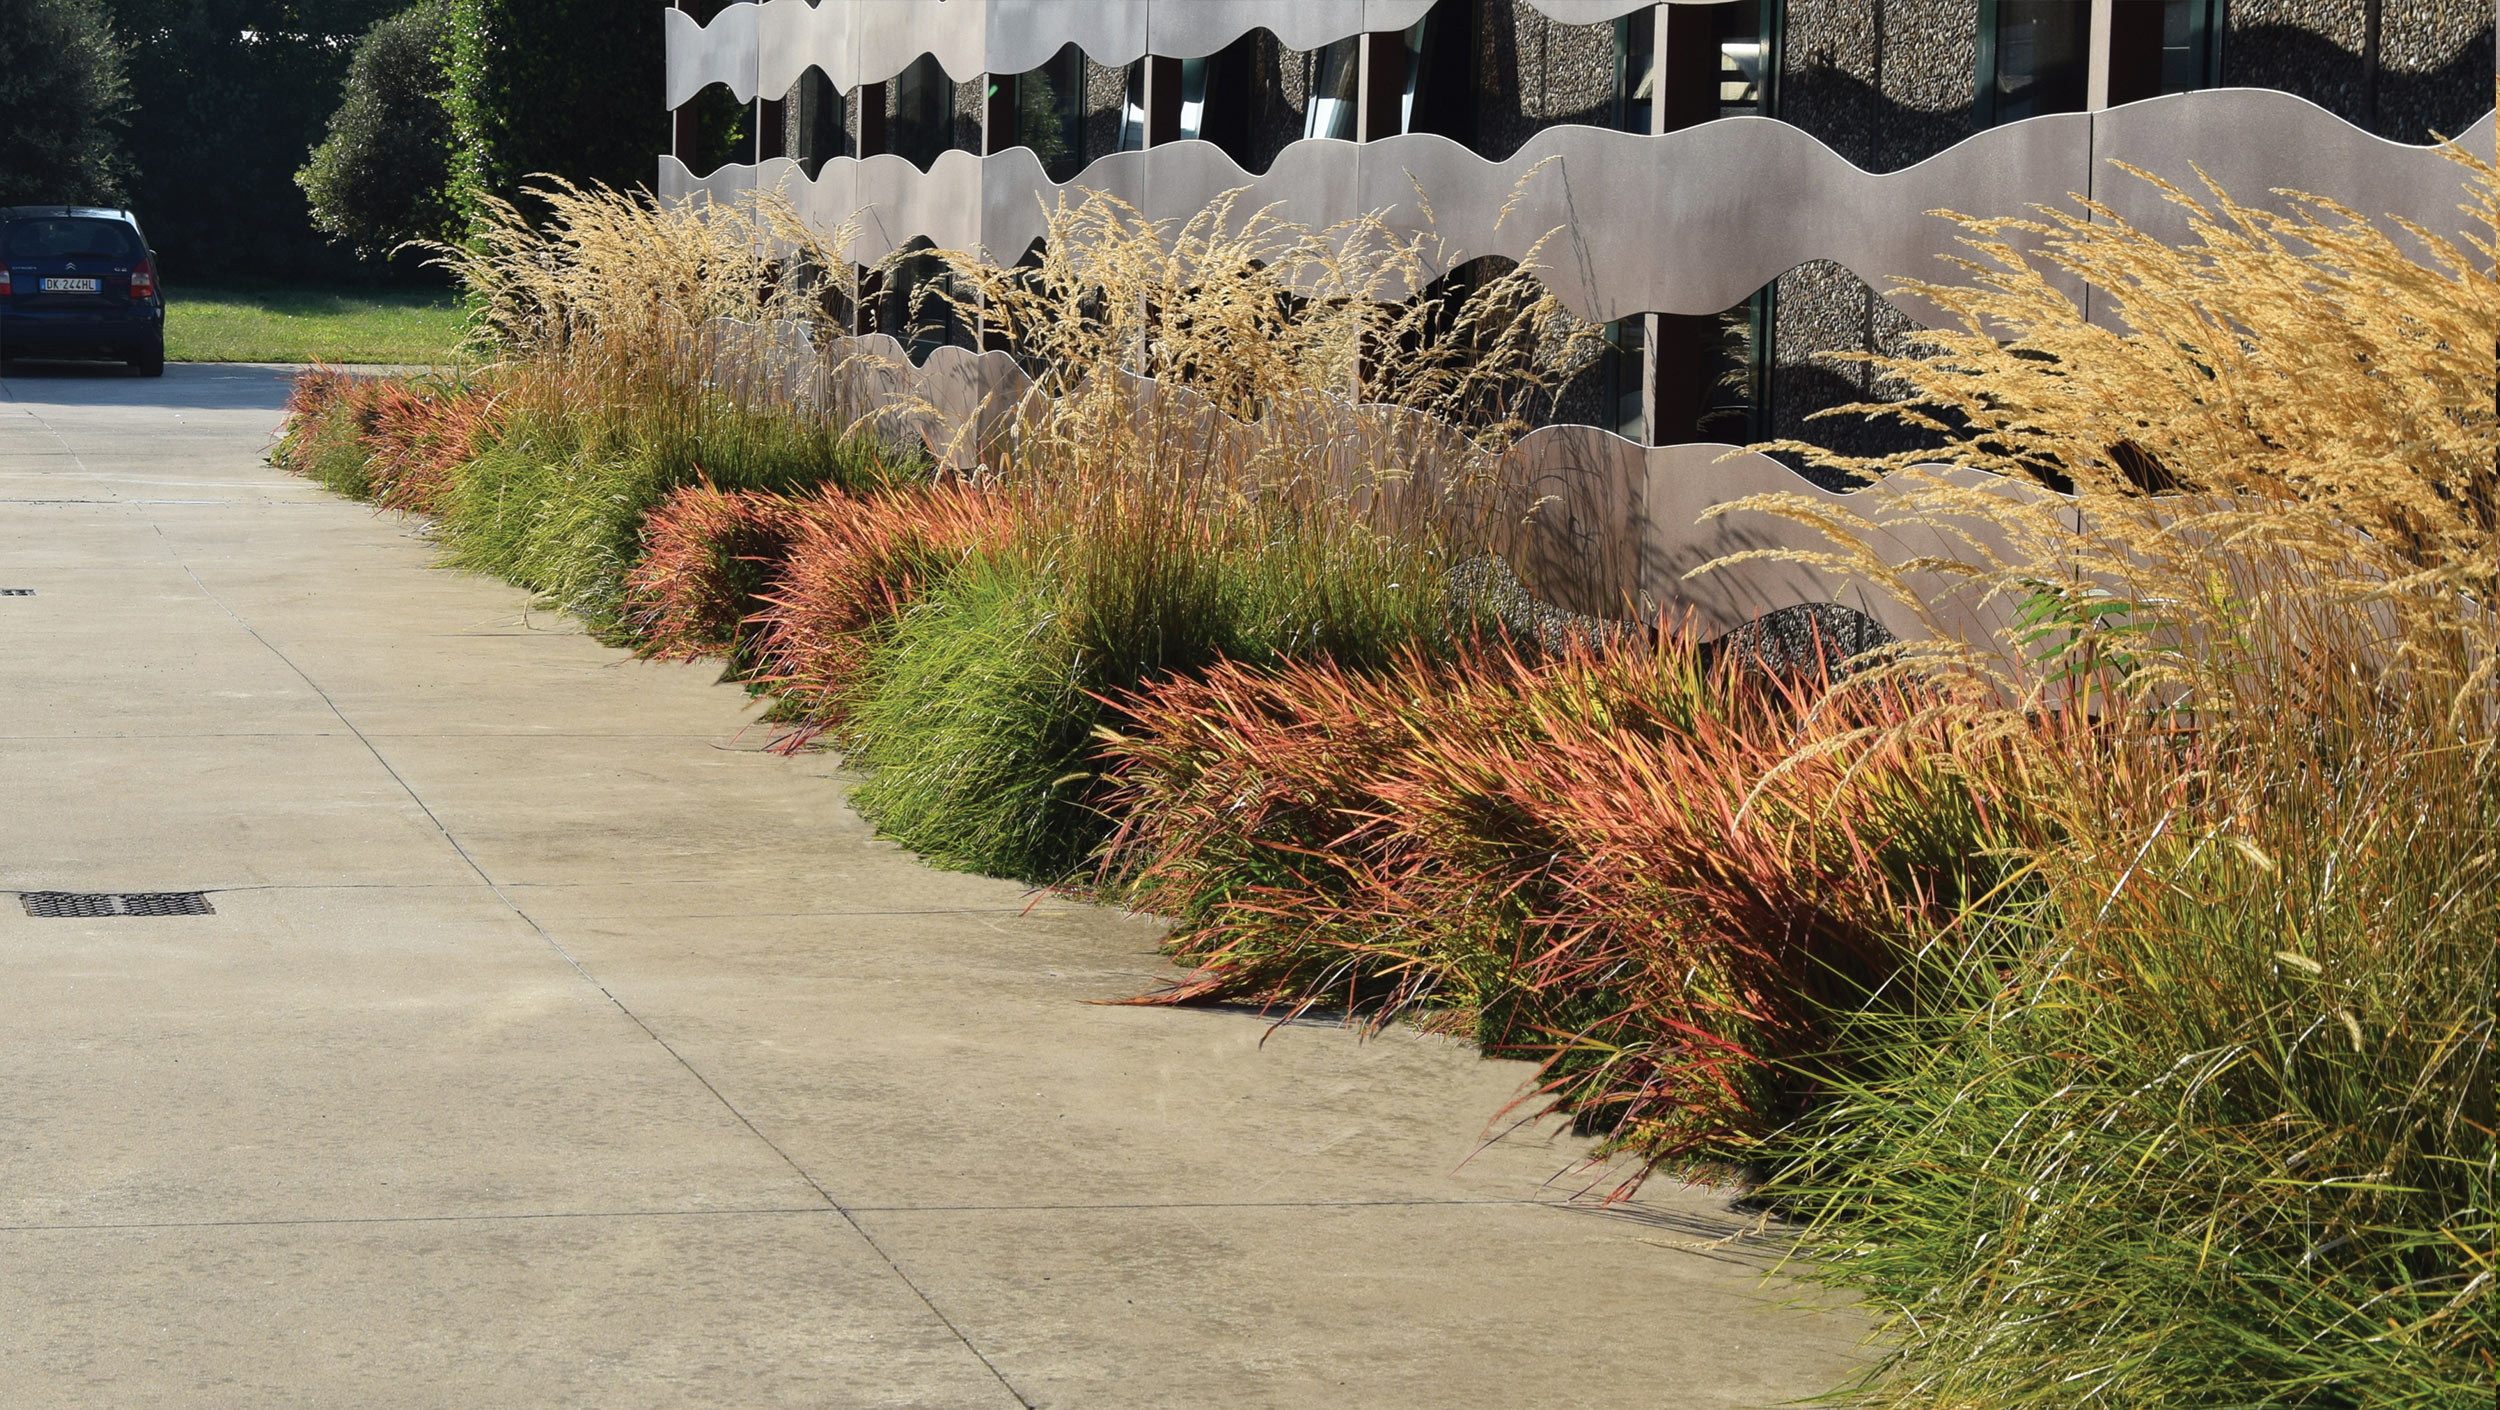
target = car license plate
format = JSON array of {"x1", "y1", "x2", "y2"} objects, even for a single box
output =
[{"x1": 40, "y1": 277, "x2": 101, "y2": 293}]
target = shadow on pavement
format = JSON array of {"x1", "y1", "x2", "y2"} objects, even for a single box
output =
[{"x1": 0, "y1": 360, "x2": 302, "y2": 413}]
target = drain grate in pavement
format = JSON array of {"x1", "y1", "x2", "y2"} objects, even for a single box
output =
[
  {"x1": 0, "y1": 589, "x2": 32, "y2": 596},
  {"x1": 21, "y1": 891, "x2": 216, "y2": 918}
]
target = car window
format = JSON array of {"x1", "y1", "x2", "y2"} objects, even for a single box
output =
[{"x1": 4, "y1": 218, "x2": 144, "y2": 260}]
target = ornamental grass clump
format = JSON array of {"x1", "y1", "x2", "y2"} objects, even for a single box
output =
[
  {"x1": 272, "y1": 367, "x2": 502, "y2": 512},
  {"x1": 415, "y1": 181, "x2": 915, "y2": 629},
  {"x1": 1099, "y1": 633, "x2": 2036, "y2": 1175},
  {"x1": 272, "y1": 366, "x2": 385, "y2": 500},
  {"x1": 623, "y1": 483, "x2": 811, "y2": 664},
  {"x1": 1720, "y1": 144, "x2": 2498, "y2": 1408},
  {"x1": 825, "y1": 189, "x2": 1595, "y2": 879},
  {"x1": 746, "y1": 480, "x2": 1018, "y2": 724}
]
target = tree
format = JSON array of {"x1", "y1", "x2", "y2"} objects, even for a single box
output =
[
  {"x1": 102, "y1": 1, "x2": 402, "y2": 279},
  {"x1": 297, "y1": 3, "x2": 455, "y2": 260},
  {"x1": 441, "y1": 0, "x2": 668, "y2": 232},
  {"x1": 0, "y1": 0, "x2": 132, "y2": 206}
]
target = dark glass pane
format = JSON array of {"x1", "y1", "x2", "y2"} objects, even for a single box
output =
[
  {"x1": 1617, "y1": 14, "x2": 1655, "y2": 133},
  {"x1": 1396, "y1": 19, "x2": 1429, "y2": 134},
  {"x1": 1176, "y1": 57, "x2": 1212, "y2": 140},
  {"x1": 1118, "y1": 63, "x2": 1148, "y2": 151},
  {"x1": 1697, "y1": 290, "x2": 1768, "y2": 443},
  {"x1": 4, "y1": 219, "x2": 143, "y2": 259},
  {"x1": 787, "y1": 69, "x2": 846, "y2": 177},
  {"x1": 1719, "y1": 9, "x2": 1765, "y2": 121},
  {"x1": 1605, "y1": 318, "x2": 1647, "y2": 442},
  {"x1": 1305, "y1": 39, "x2": 1361, "y2": 141},
  {"x1": 1011, "y1": 44, "x2": 1088, "y2": 180},
  {"x1": 1989, "y1": 0, "x2": 2091, "y2": 123},
  {"x1": 2159, "y1": 0, "x2": 2214, "y2": 95},
  {"x1": 889, "y1": 54, "x2": 955, "y2": 168}
]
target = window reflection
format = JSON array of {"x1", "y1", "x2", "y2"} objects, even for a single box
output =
[
  {"x1": 1305, "y1": 38, "x2": 1361, "y2": 141},
  {"x1": 2158, "y1": 0, "x2": 2222, "y2": 95},
  {"x1": 785, "y1": 68, "x2": 845, "y2": 177},
  {"x1": 1001, "y1": 44, "x2": 1087, "y2": 181},
  {"x1": 1615, "y1": 13, "x2": 1654, "y2": 133},
  {"x1": 1659, "y1": 1, "x2": 1771, "y2": 133},
  {"x1": 889, "y1": 54, "x2": 954, "y2": 167},
  {"x1": 1119, "y1": 63, "x2": 1148, "y2": 151},
  {"x1": 1980, "y1": 0, "x2": 2090, "y2": 125}
]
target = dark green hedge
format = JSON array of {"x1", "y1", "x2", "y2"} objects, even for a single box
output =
[
  {"x1": 0, "y1": 0, "x2": 132, "y2": 207},
  {"x1": 297, "y1": 2, "x2": 456, "y2": 261},
  {"x1": 105, "y1": 1, "x2": 402, "y2": 280},
  {"x1": 444, "y1": 0, "x2": 669, "y2": 230}
]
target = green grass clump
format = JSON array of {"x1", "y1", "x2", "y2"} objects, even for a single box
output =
[
  {"x1": 1751, "y1": 699, "x2": 2495, "y2": 1410},
  {"x1": 844, "y1": 513, "x2": 1474, "y2": 885},
  {"x1": 845, "y1": 553, "x2": 1095, "y2": 880},
  {"x1": 166, "y1": 283, "x2": 466, "y2": 364},
  {"x1": 436, "y1": 396, "x2": 910, "y2": 630},
  {"x1": 292, "y1": 395, "x2": 381, "y2": 499}
]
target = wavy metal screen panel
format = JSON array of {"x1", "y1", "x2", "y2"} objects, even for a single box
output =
[{"x1": 659, "y1": 91, "x2": 2492, "y2": 329}]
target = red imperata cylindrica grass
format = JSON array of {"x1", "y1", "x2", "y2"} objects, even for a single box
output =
[
  {"x1": 359, "y1": 380, "x2": 500, "y2": 517},
  {"x1": 625, "y1": 483, "x2": 814, "y2": 662},
  {"x1": 746, "y1": 481, "x2": 1019, "y2": 732},
  {"x1": 1100, "y1": 634, "x2": 2031, "y2": 1182}
]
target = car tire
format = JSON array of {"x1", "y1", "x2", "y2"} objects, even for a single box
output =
[{"x1": 131, "y1": 341, "x2": 165, "y2": 378}]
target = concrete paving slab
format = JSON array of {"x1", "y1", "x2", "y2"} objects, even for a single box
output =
[
  {"x1": 0, "y1": 364, "x2": 1867, "y2": 1406},
  {"x1": 3, "y1": 1216, "x2": 1014, "y2": 1410},
  {"x1": 857, "y1": 1202, "x2": 1844, "y2": 1410},
  {"x1": 1, "y1": 887, "x2": 816, "y2": 1228}
]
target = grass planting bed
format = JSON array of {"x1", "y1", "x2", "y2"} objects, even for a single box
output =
[{"x1": 271, "y1": 169, "x2": 2497, "y2": 1410}]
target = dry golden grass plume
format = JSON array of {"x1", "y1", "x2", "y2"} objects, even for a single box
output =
[
  {"x1": 1702, "y1": 144, "x2": 2498, "y2": 741},
  {"x1": 864, "y1": 183, "x2": 1604, "y2": 576},
  {"x1": 920, "y1": 182, "x2": 1600, "y2": 440},
  {"x1": 427, "y1": 176, "x2": 864, "y2": 406}
]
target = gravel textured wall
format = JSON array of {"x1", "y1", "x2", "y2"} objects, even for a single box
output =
[
  {"x1": 954, "y1": 78, "x2": 987, "y2": 157},
  {"x1": 1476, "y1": 0, "x2": 1625, "y2": 159},
  {"x1": 1769, "y1": 259, "x2": 1935, "y2": 482},
  {"x1": 1086, "y1": 57, "x2": 1131, "y2": 163},
  {"x1": 1776, "y1": 0, "x2": 1982, "y2": 174},
  {"x1": 2224, "y1": 0, "x2": 2493, "y2": 143}
]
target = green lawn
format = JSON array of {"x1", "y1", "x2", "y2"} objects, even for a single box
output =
[{"x1": 165, "y1": 283, "x2": 468, "y2": 365}]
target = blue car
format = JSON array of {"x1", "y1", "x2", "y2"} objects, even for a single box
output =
[{"x1": 0, "y1": 207, "x2": 166, "y2": 376}]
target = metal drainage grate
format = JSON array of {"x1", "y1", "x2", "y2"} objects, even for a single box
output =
[
  {"x1": 21, "y1": 891, "x2": 215, "y2": 918},
  {"x1": 0, "y1": 589, "x2": 32, "y2": 597}
]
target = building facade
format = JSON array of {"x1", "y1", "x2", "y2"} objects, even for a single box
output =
[{"x1": 660, "y1": 1, "x2": 2492, "y2": 478}]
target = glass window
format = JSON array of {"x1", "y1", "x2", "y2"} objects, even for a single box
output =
[
  {"x1": 2158, "y1": 0, "x2": 2222, "y2": 94},
  {"x1": 786, "y1": 69, "x2": 845, "y2": 177},
  {"x1": 1007, "y1": 44, "x2": 1087, "y2": 179},
  {"x1": 1118, "y1": 63, "x2": 1148, "y2": 151},
  {"x1": 1615, "y1": 14, "x2": 1655, "y2": 134},
  {"x1": 1659, "y1": 1, "x2": 1769, "y2": 133},
  {"x1": 1603, "y1": 318, "x2": 1647, "y2": 443},
  {"x1": 1979, "y1": 0, "x2": 2091, "y2": 125},
  {"x1": 1396, "y1": 19, "x2": 1429, "y2": 133},
  {"x1": 1176, "y1": 57, "x2": 1211, "y2": 141},
  {"x1": 1698, "y1": 291, "x2": 1770, "y2": 445},
  {"x1": 1720, "y1": 37, "x2": 1764, "y2": 115},
  {"x1": 1304, "y1": 38, "x2": 1361, "y2": 141},
  {"x1": 889, "y1": 54, "x2": 954, "y2": 168},
  {"x1": 4, "y1": 218, "x2": 143, "y2": 260}
]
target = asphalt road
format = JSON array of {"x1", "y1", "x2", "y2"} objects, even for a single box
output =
[{"x1": 0, "y1": 361, "x2": 1862, "y2": 1408}]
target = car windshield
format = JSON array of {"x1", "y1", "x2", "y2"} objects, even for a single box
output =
[{"x1": 5, "y1": 218, "x2": 143, "y2": 260}]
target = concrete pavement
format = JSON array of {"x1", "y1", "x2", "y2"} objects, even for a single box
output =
[{"x1": 0, "y1": 362, "x2": 1864, "y2": 1408}]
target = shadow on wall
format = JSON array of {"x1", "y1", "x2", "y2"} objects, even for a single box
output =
[
  {"x1": 1776, "y1": 66, "x2": 1979, "y2": 174},
  {"x1": 2225, "y1": 23, "x2": 2497, "y2": 144}
]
